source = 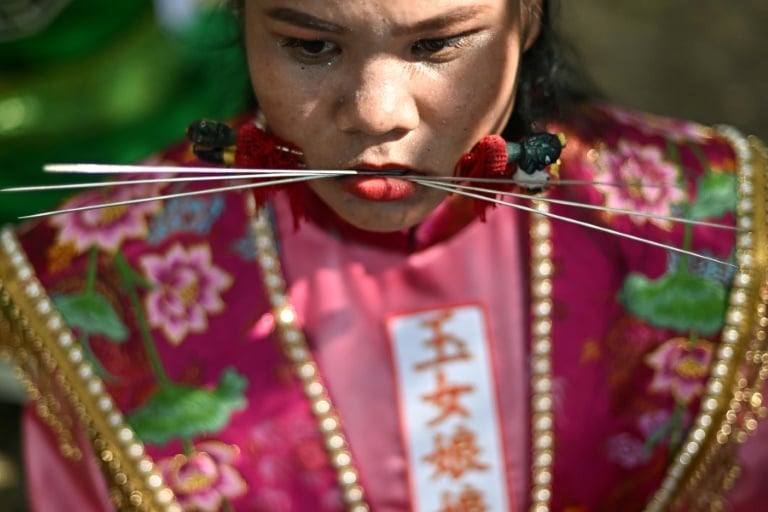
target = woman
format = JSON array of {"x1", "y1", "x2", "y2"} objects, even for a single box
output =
[{"x1": 1, "y1": 0, "x2": 766, "y2": 510}]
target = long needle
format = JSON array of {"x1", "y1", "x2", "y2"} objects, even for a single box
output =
[
  {"x1": 7, "y1": 162, "x2": 738, "y2": 268},
  {"x1": 404, "y1": 175, "x2": 687, "y2": 190},
  {"x1": 41, "y1": 163, "x2": 361, "y2": 176},
  {"x1": 416, "y1": 179, "x2": 737, "y2": 232},
  {"x1": 18, "y1": 174, "x2": 334, "y2": 220},
  {"x1": 2, "y1": 172, "x2": 324, "y2": 193},
  {"x1": 40, "y1": 164, "x2": 686, "y2": 190},
  {"x1": 413, "y1": 179, "x2": 736, "y2": 268}
]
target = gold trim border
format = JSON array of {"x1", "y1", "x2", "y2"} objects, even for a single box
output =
[
  {"x1": 645, "y1": 130, "x2": 768, "y2": 511},
  {"x1": 0, "y1": 228, "x2": 180, "y2": 512},
  {"x1": 249, "y1": 198, "x2": 370, "y2": 512}
]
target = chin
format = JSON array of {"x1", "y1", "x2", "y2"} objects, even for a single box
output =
[
  {"x1": 309, "y1": 182, "x2": 448, "y2": 233},
  {"x1": 332, "y1": 204, "x2": 426, "y2": 233}
]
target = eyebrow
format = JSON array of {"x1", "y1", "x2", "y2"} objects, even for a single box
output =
[
  {"x1": 265, "y1": 8, "x2": 348, "y2": 34},
  {"x1": 265, "y1": 5, "x2": 490, "y2": 35},
  {"x1": 393, "y1": 6, "x2": 491, "y2": 36}
]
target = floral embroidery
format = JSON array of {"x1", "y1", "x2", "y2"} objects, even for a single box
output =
[
  {"x1": 637, "y1": 409, "x2": 675, "y2": 439},
  {"x1": 639, "y1": 407, "x2": 692, "y2": 456},
  {"x1": 140, "y1": 243, "x2": 233, "y2": 344},
  {"x1": 611, "y1": 141, "x2": 733, "y2": 461},
  {"x1": 594, "y1": 140, "x2": 687, "y2": 229},
  {"x1": 50, "y1": 182, "x2": 164, "y2": 253},
  {"x1": 231, "y1": 225, "x2": 258, "y2": 262},
  {"x1": 46, "y1": 240, "x2": 79, "y2": 274},
  {"x1": 249, "y1": 408, "x2": 343, "y2": 510},
  {"x1": 158, "y1": 441, "x2": 247, "y2": 511},
  {"x1": 645, "y1": 337, "x2": 714, "y2": 405},
  {"x1": 605, "y1": 432, "x2": 651, "y2": 469},
  {"x1": 147, "y1": 195, "x2": 225, "y2": 245}
]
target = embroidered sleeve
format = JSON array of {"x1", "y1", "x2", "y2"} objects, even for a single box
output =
[{"x1": 645, "y1": 132, "x2": 768, "y2": 511}]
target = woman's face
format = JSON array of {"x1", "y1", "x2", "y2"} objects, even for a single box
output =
[{"x1": 244, "y1": 0, "x2": 541, "y2": 231}]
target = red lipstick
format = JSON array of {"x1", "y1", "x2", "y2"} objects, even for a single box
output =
[{"x1": 343, "y1": 165, "x2": 416, "y2": 202}]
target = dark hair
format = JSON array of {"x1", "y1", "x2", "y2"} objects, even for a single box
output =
[{"x1": 504, "y1": 0, "x2": 598, "y2": 136}]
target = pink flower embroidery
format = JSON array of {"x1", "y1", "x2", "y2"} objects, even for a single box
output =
[
  {"x1": 140, "y1": 243, "x2": 233, "y2": 344},
  {"x1": 158, "y1": 441, "x2": 247, "y2": 511},
  {"x1": 50, "y1": 182, "x2": 164, "y2": 252},
  {"x1": 637, "y1": 409, "x2": 673, "y2": 439},
  {"x1": 249, "y1": 408, "x2": 343, "y2": 510},
  {"x1": 594, "y1": 140, "x2": 687, "y2": 229},
  {"x1": 605, "y1": 432, "x2": 650, "y2": 469},
  {"x1": 646, "y1": 337, "x2": 714, "y2": 405}
]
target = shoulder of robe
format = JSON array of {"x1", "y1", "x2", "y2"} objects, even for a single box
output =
[
  {"x1": 549, "y1": 102, "x2": 768, "y2": 510},
  {"x1": 551, "y1": 101, "x2": 740, "y2": 176},
  {"x1": 548, "y1": 102, "x2": 747, "y2": 209},
  {"x1": 543, "y1": 102, "x2": 760, "y2": 263}
]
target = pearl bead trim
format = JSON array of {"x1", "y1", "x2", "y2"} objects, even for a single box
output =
[
  {"x1": 0, "y1": 227, "x2": 181, "y2": 512},
  {"x1": 247, "y1": 196, "x2": 370, "y2": 512},
  {"x1": 529, "y1": 200, "x2": 555, "y2": 512}
]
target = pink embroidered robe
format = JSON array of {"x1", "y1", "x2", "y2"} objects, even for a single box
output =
[{"x1": 2, "y1": 103, "x2": 767, "y2": 511}]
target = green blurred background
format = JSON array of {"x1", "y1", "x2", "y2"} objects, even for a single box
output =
[
  {"x1": 0, "y1": 0, "x2": 251, "y2": 222},
  {"x1": 0, "y1": 1, "x2": 766, "y2": 510}
]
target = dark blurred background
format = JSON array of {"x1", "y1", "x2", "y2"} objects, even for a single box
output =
[
  {"x1": 561, "y1": 0, "x2": 768, "y2": 140},
  {"x1": 0, "y1": 1, "x2": 767, "y2": 510}
]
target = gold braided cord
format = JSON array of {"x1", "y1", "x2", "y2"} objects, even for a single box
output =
[
  {"x1": 645, "y1": 132, "x2": 768, "y2": 511},
  {"x1": 0, "y1": 228, "x2": 181, "y2": 512},
  {"x1": 0, "y1": 280, "x2": 84, "y2": 462}
]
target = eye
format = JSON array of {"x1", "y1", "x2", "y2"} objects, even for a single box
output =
[
  {"x1": 280, "y1": 38, "x2": 339, "y2": 64},
  {"x1": 411, "y1": 35, "x2": 468, "y2": 60}
]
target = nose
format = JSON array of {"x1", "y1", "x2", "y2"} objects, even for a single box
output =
[{"x1": 335, "y1": 57, "x2": 419, "y2": 136}]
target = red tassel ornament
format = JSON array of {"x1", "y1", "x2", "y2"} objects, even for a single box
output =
[
  {"x1": 454, "y1": 135, "x2": 517, "y2": 220},
  {"x1": 188, "y1": 119, "x2": 308, "y2": 227},
  {"x1": 234, "y1": 123, "x2": 302, "y2": 170},
  {"x1": 233, "y1": 124, "x2": 309, "y2": 227}
]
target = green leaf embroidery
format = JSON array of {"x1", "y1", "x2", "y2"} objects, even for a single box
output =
[
  {"x1": 618, "y1": 271, "x2": 727, "y2": 335},
  {"x1": 689, "y1": 172, "x2": 737, "y2": 221},
  {"x1": 126, "y1": 368, "x2": 248, "y2": 445},
  {"x1": 643, "y1": 404, "x2": 684, "y2": 455},
  {"x1": 115, "y1": 255, "x2": 155, "y2": 290},
  {"x1": 54, "y1": 291, "x2": 129, "y2": 342}
]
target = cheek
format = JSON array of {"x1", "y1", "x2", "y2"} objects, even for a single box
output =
[
  {"x1": 248, "y1": 62, "x2": 324, "y2": 144},
  {"x1": 244, "y1": 29, "x2": 321, "y2": 136},
  {"x1": 429, "y1": 41, "x2": 522, "y2": 146},
  {"x1": 465, "y1": 40, "x2": 522, "y2": 119}
]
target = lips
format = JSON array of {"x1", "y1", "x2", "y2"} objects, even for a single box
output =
[
  {"x1": 341, "y1": 164, "x2": 418, "y2": 202},
  {"x1": 343, "y1": 176, "x2": 416, "y2": 201}
]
